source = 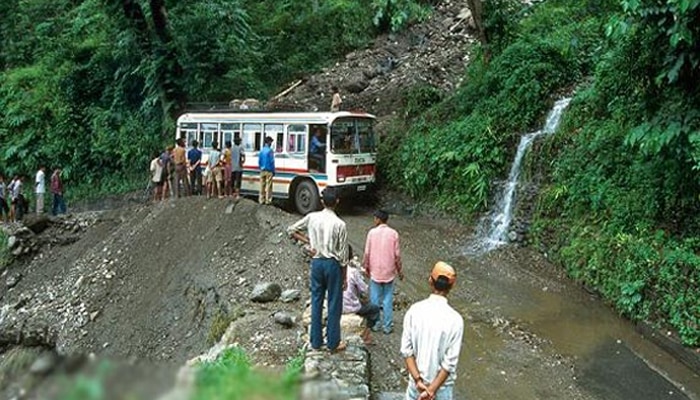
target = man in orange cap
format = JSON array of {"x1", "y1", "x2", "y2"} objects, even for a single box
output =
[{"x1": 400, "y1": 261, "x2": 464, "y2": 400}]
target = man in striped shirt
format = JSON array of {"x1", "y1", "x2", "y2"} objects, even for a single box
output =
[{"x1": 287, "y1": 188, "x2": 349, "y2": 353}]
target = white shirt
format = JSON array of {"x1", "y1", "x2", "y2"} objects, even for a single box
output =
[
  {"x1": 400, "y1": 294, "x2": 464, "y2": 387},
  {"x1": 35, "y1": 170, "x2": 45, "y2": 194},
  {"x1": 287, "y1": 208, "x2": 348, "y2": 264}
]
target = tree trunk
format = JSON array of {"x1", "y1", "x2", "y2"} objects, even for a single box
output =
[
  {"x1": 466, "y1": 0, "x2": 490, "y2": 62},
  {"x1": 111, "y1": 0, "x2": 187, "y2": 124},
  {"x1": 149, "y1": 0, "x2": 187, "y2": 119}
]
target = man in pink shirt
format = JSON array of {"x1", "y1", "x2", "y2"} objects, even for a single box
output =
[{"x1": 364, "y1": 209, "x2": 403, "y2": 334}]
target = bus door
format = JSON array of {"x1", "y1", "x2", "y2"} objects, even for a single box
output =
[{"x1": 308, "y1": 124, "x2": 328, "y2": 173}]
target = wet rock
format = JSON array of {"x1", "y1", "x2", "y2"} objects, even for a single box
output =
[
  {"x1": 6, "y1": 273, "x2": 21, "y2": 288},
  {"x1": 23, "y1": 214, "x2": 51, "y2": 234},
  {"x1": 30, "y1": 351, "x2": 59, "y2": 376},
  {"x1": 7, "y1": 235, "x2": 18, "y2": 249},
  {"x1": 280, "y1": 289, "x2": 301, "y2": 303},
  {"x1": 374, "y1": 393, "x2": 405, "y2": 400},
  {"x1": 344, "y1": 75, "x2": 370, "y2": 94},
  {"x1": 250, "y1": 282, "x2": 282, "y2": 303},
  {"x1": 274, "y1": 311, "x2": 295, "y2": 328}
]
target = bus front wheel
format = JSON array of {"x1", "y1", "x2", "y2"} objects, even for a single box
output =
[{"x1": 294, "y1": 180, "x2": 320, "y2": 215}]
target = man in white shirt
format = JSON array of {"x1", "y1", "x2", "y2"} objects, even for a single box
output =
[
  {"x1": 400, "y1": 261, "x2": 464, "y2": 400},
  {"x1": 287, "y1": 188, "x2": 349, "y2": 353},
  {"x1": 35, "y1": 166, "x2": 46, "y2": 214}
]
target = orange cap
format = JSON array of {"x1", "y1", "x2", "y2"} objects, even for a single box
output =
[{"x1": 431, "y1": 261, "x2": 456, "y2": 285}]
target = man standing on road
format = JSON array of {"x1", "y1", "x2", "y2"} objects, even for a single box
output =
[
  {"x1": 51, "y1": 168, "x2": 66, "y2": 215},
  {"x1": 208, "y1": 141, "x2": 223, "y2": 199},
  {"x1": 364, "y1": 209, "x2": 403, "y2": 334},
  {"x1": 287, "y1": 188, "x2": 348, "y2": 353},
  {"x1": 401, "y1": 261, "x2": 463, "y2": 400},
  {"x1": 0, "y1": 174, "x2": 9, "y2": 222},
  {"x1": 35, "y1": 166, "x2": 46, "y2": 213},
  {"x1": 231, "y1": 137, "x2": 245, "y2": 200},
  {"x1": 258, "y1": 136, "x2": 275, "y2": 205},
  {"x1": 172, "y1": 138, "x2": 190, "y2": 198},
  {"x1": 187, "y1": 140, "x2": 203, "y2": 196}
]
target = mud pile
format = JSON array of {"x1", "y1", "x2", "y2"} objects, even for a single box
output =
[{"x1": 0, "y1": 198, "x2": 314, "y2": 398}]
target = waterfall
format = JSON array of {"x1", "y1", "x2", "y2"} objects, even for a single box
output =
[{"x1": 467, "y1": 98, "x2": 571, "y2": 255}]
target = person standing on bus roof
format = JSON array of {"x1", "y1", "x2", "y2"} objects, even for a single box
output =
[
  {"x1": 331, "y1": 86, "x2": 342, "y2": 112},
  {"x1": 173, "y1": 138, "x2": 190, "y2": 198},
  {"x1": 258, "y1": 136, "x2": 275, "y2": 205},
  {"x1": 223, "y1": 140, "x2": 233, "y2": 197},
  {"x1": 187, "y1": 140, "x2": 203, "y2": 196},
  {"x1": 208, "y1": 141, "x2": 223, "y2": 199},
  {"x1": 231, "y1": 137, "x2": 245, "y2": 200}
]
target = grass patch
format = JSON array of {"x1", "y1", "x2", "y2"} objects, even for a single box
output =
[
  {"x1": 0, "y1": 347, "x2": 44, "y2": 388},
  {"x1": 193, "y1": 347, "x2": 301, "y2": 400},
  {"x1": 207, "y1": 307, "x2": 244, "y2": 346},
  {"x1": 0, "y1": 231, "x2": 11, "y2": 272}
]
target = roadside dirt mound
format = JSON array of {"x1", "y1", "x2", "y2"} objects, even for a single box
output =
[
  {"x1": 0, "y1": 198, "x2": 314, "y2": 398},
  {"x1": 271, "y1": 0, "x2": 477, "y2": 119}
]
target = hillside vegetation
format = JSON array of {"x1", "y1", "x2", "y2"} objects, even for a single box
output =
[
  {"x1": 1, "y1": 0, "x2": 698, "y2": 348},
  {"x1": 381, "y1": 0, "x2": 699, "y2": 346}
]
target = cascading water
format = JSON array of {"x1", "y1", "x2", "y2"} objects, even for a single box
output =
[{"x1": 467, "y1": 98, "x2": 571, "y2": 255}]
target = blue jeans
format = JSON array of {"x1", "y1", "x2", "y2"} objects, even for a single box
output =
[
  {"x1": 356, "y1": 302, "x2": 380, "y2": 329},
  {"x1": 406, "y1": 383, "x2": 454, "y2": 400},
  {"x1": 370, "y1": 279, "x2": 394, "y2": 332},
  {"x1": 310, "y1": 257, "x2": 343, "y2": 350},
  {"x1": 52, "y1": 193, "x2": 66, "y2": 215}
]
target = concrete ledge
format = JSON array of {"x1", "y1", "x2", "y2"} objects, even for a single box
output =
[
  {"x1": 635, "y1": 322, "x2": 700, "y2": 375},
  {"x1": 300, "y1": 313, "x2": 371, "y2": 400}
]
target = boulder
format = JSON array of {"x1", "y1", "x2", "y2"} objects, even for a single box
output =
[
  {"x1": 250, "y1": 282, "x2": 282, "y2": 303},
  {"x1": 280, "y1": 289, "x2": 301, "y2": 303}
]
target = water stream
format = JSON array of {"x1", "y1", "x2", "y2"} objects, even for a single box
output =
[{"x1": 467, "y1": 98, "x2": 571, "y2": 255}]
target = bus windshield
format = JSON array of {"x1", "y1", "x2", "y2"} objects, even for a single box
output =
[{"x1": 330, "y1": 117, "x2": 376, "y2": 154}]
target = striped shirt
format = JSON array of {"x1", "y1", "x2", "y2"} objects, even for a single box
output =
[
  {"x1": 343, "y1": 263, "x2": 368, "y2": 313},
  {"x1": 287, "y1": 208, "x2": 348, "y2": 264}
]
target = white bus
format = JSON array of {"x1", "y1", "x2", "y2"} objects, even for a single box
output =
[{"x1": 176, "y1": 110, "x2": 377, "y2": 214}]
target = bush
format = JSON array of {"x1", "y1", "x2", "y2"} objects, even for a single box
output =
[{"x1": 193, "y1": 347, "x2": 301, "y2": 400}]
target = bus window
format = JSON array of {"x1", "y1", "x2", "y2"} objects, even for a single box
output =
[
  {"x1": 356, "y1": 119, "x2": 376, "y2": 153},
  {"x1": 243, "y1": 123, "x2": 262, "y2": 151},
  {"x1": 221, "y1": 123, "x2": 240, "y2": 146},
  {"x1": 330, "y1": 118, "x2": 376, "y2": 154},
  {"x1": 264, "y1": 123, "x2": 284, "y2": 152},
  {"x1": 287, "y1": 124, "x2": 307, "y2": 153},
  {"x1": 180, "y1": 123, "x2": 198, "y2": 147},
  {"x1": 330, "y1": 121, "x2": 354, "y2": 154},
  {"x1": 201, "y1": 123, "x2": 218, "y2": 148}
]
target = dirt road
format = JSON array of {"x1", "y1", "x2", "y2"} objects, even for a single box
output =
[
  {"x1": 340, "y1": 204, "x2": 700, "y2": 399},
  {"x1": 1, "y1": 197, "x2": 699, "y2": 399}
]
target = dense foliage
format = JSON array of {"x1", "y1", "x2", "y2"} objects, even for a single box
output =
[
  {"x1": 0, "y1": 0, "x2": 378, "y2": 196},
  {"x1": 381, "y1": 0, "x2": 609, "y2": 213},
  {"x1": 382, "y1": 0, "x2": 699, "y2": 346},
  {"x1": 531, "y1": 0, "x2": 700, "y2": 345},
  {"x1": 2, "y1": 0, "x2": 698, "y2": 346}
]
